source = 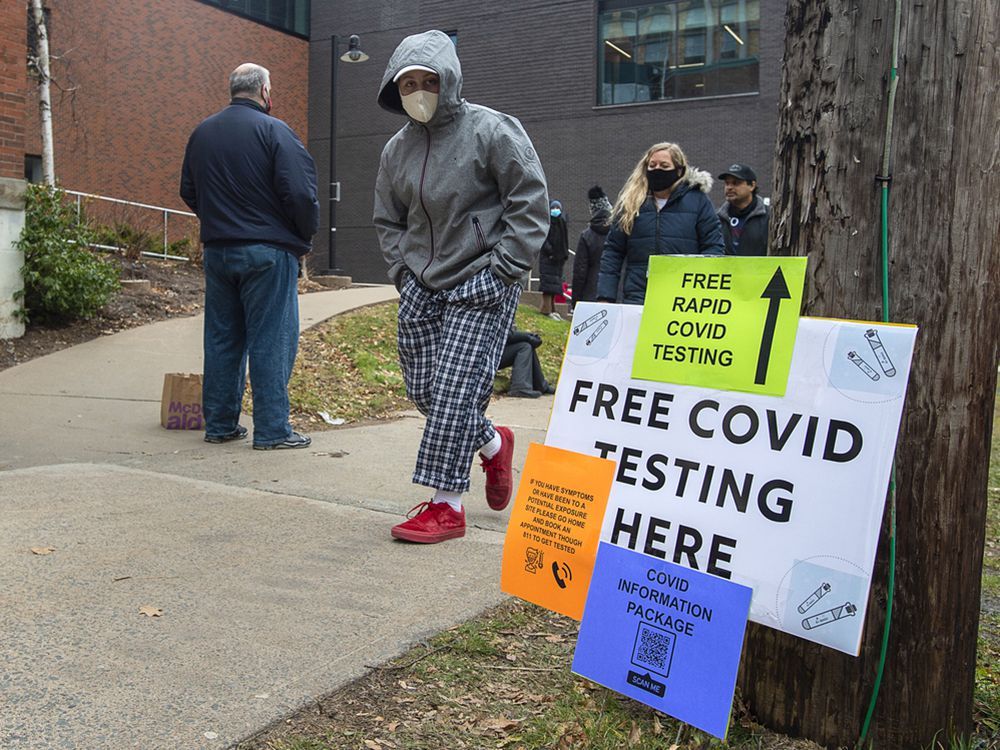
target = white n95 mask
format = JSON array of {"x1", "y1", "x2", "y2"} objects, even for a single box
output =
[{"x1": 402, "y1": 91, "x2": 438, "y2": 123}]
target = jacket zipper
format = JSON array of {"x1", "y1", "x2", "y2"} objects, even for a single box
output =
[
  {"x1": 472, "y1": 216, "x2": 487, "y2": 253},
  {"x1": 418, "y1": 127, "x2": 434, "y2": 285},
  {"x1": 654, "y1": 198, "x2": 662, "y2": 264}
]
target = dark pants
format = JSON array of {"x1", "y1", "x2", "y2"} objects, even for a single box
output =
[
  {"x1": 202, "y1": 244, "x2": 299, "y2": 446},
  {"x1": 499, "y1": 341, "x2": 547, "y2": 393}
]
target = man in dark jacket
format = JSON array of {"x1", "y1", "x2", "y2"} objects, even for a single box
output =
[
  {"x1": 180, "y1": 63, "x2": 319, "y2": 450},
  {"x1": 717, "y1": 163, "x2": 769, "y2": 256},
  {"x1": 571, "y1": 185, "x2": 612, "y2": 309}
]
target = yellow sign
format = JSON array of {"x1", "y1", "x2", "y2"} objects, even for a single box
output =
[
  {"x1": 501, "y1": 443, "x2": 615, "y2": 620},
  {"x1": 632, "y1": 256, "x2": 807, "y2": 395}
]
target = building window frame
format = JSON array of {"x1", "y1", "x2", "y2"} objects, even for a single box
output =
[
  {"x1": 596, "y1": 0, "x2": 760, "y2": 107},
  {"x1": 193, "y1": 0, "x2": 310, "y2": 39}
]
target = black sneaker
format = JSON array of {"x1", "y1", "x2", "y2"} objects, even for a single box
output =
[
  {"x1": 508, "y1": 389, "x2": 542, "y2": 399},
  {"x1": 253, "y1": 431, "x2": 312, "y2": 451},
  {"x1": 204, "y1": 425, "x2": 248, "y2": 444}
]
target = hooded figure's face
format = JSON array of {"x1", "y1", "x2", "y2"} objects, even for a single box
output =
[
  {"x1": 397, "y1": 70, "x2": 440, "y2": 123},
  {"x1": 378, "y1": 30, "x2": 464, "y2": 125}
]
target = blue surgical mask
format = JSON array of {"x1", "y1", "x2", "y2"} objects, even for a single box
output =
[{"x1": 550, "y1": 209, "x2": 561, "y2": 218}]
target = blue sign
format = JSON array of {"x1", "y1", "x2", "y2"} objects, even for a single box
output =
[{"x1": 571, "y1": 543, "x2": 752, "y2": 738}]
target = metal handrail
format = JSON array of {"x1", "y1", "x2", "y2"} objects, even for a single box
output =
[{"x1": 64, "y1": 189, "x2": 197, "y2": 261}]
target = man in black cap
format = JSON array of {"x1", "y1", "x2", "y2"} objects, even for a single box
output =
[{"x1": 716, "y1": 164, "x2": 769, "y2": 256}]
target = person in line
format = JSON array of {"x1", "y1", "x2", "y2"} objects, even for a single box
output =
[
  {"x1": 181, "y1": 63, "x2": 318, "y2": 450},
  {"x1": 373, "y1": 30, "x2": 549, "y2": 544},
  {"x1": 538, "y1": 199, "x2": 569, "y2": 319},
  {"x1": 498, "y1": 327, "x2": 555, "y2": 399},
  {"x1": 597, "y1": 142, "x2": 724, "y2": 304},
  {"x1": 717, "y1": 163, "x2": 770, "y2": 256},
  {"x1": 571, "y1": 185, "x2": 612, "y2": 311}
]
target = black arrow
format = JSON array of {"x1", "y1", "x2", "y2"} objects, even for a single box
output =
[{"x1": 755, "y1": 267, "x2": 792, "y2": 385}]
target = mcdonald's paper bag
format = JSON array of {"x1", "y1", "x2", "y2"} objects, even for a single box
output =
[{"x1": 160, "y1": 373, "x2": 204, "y2": 430}]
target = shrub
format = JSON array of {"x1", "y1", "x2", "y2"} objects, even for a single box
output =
[
  {"x1": 92, "y1": 222, "x2": 156, "y2": 261},
  {"x1": 15, "y1": 184, "x2": 120, "y2": 323}
]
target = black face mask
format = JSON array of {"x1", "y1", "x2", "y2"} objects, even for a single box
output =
[{"x1": 647, "y1": 167, "x2": 683, "y2": 193}]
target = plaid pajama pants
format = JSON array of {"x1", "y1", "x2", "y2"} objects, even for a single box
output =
[{"x1": 397, "y1": 266, "x2": 522, "y2": 492}]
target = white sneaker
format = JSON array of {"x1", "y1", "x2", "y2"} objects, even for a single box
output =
[{"x1": 548, "y1": 312, "x2": 563, "y2": 321}]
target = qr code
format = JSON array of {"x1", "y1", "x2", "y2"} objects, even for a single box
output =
[{"x1": 631, "y1": 622, "x2": 675, "y2": 678}]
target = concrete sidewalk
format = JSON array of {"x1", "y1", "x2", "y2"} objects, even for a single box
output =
[{"x1": 0, "y1": 286, "x2": 557, "y2": 749}]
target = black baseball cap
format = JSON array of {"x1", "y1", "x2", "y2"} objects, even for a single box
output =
[{"x1": 718, "y1": 164, "x2": 757, "y2": 183}]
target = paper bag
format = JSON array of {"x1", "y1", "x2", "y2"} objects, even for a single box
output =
[{"x1": 160, "y1": 373, "x2": 204, "y2": 430}]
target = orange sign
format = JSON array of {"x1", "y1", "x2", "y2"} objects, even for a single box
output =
[{"x1": 501, "y1": 443, "x2": 615, "y2": 620}]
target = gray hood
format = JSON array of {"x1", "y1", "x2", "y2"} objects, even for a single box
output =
[{"x1": 377, "y1": 30, "x2": 463, "y2": 127}]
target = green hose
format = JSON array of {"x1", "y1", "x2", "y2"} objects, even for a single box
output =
[{"x1": 858, "y1": 1, "x2": 902, "y2": 742}]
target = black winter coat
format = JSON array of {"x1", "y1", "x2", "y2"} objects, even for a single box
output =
[
  {"x1": 717, "y1": 195, "x2": 769, "y2": 256},
  {"x1": 539, "y1": 215, "x2": 569, "y2": 294},
  {"x1": 181, "y1": 99, "x2": 319, "y2": 256},
  {"x1": 597, "y1": 179, "x2": 724, "y2": 304},
  {"x1": 572, "y1": 219, "x2": 610, "y2": 305}
]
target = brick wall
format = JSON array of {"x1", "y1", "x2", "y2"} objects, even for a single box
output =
[
  {"x1": 0, "y1": 2, "x2": 26, "y2": 180},
  {"x1": 309, "y1": 0, "x2": 784, "y2": 282},
  {"x1": 23, "y1": 0, "x2": 308, "y2": 212}
]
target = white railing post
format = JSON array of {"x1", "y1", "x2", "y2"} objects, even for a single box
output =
[{"x1": 63, "y1": 189, "x2": 197, "y2": 261}]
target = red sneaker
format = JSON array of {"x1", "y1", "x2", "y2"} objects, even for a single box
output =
[
  {"x1": 481, "y1": 426, "x2": 514, "y2": 511},
  {"x1": 391, "y1": 502, "x2": 466, "y2": 544}
]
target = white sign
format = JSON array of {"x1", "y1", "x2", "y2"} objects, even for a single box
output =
[{"x1": 547, "y1": 303, "x2": 917, "y2": 654}]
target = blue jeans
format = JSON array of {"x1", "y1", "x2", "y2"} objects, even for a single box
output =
[{"x1": 202, "y1": 244, "x2": 299, "y2": 446}]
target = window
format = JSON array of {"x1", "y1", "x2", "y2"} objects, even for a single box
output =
[
  {"x1": 25, "y1": 155, "x2": 43, "y2": 184},
  {"x1": 195, "y1": 0, "x2": 309, "y2": 38},
  {"x1": 598, "y1": 0, "x2": 760, "y2": 105}
]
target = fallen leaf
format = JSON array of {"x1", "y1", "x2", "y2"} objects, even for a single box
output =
[
  {"x1": 363, "y1": 740, "x2": 382, "y2": 750},
  {"x1": 653, "y1": 714, "x2": 663, "y2": 735},
  {"x1": 386, "y1": 721, "x2": 400, "y2": 732},
  {"x1": 627, "y1": 721, "x2": 641, "y2": 746},
  {"x1": 480, "y1": 717, "x2": 522, "y2": 733},
  {"x1": 138, "y1": 605, "x2": 163, "y2": 617},
  {"x1": 30, "y1": 547, "x2": 56, "y2": 555}
]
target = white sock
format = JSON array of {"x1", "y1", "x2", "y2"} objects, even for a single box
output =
[
  {"x1": 480, "y1": 431, "x2": 503, "y2": 459},
  {"x1": 432, "y1": 489, "x2": 463, "y2": 512}
]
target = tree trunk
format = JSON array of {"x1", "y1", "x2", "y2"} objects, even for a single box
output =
[
  {"x1": 29, "y1": 0, "x2": 55, "y2": 185},
  {"x1": 739, "y1": 1, "x2": 1000, "y2": 747}
]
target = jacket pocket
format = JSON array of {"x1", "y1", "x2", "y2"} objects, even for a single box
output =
[{"x1": 472, "y1": 216, "x2": 488, "y2": 253}]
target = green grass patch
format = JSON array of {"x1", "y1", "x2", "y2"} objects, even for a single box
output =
[{"x1": 284, "y1": 303, "x2": 570, "y2": 430}]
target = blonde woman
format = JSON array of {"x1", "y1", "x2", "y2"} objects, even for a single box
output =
[{"x1": 596, "y1": 142, "x2": 723, "y2": 304}]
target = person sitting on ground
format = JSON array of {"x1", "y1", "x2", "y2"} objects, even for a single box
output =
[
  {"x1": 571, "y1": 185, "x2": 612, "y2": 311},
  {"x1": 498, "y1": 327, "x2": 555, "y2": 399}
]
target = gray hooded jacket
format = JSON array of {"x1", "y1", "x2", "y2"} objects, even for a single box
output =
[{"x1": 374, "y1": 30, "x2": 549, "y2": 291}]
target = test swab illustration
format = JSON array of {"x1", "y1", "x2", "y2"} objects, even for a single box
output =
[
  {"x1": 573, "y1": 309, "x2": 608, "y2": 336},
  {"x1": 797, "y1": 582, "x2": 832, "y2": 614},
  {"x1": 586, "y1": 320, "x2": 609, "y2": 346},
  {"x1": 847, "y1": 351, "x2": 880, "y2": 381},
  {"x1": 864, "y1": 328, "x2": 897, "y2": 377},
  {"x1": 802, "y1": 602, "x2": 856, "y2": 630}
]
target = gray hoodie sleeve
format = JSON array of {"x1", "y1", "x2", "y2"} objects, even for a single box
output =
[
  {"x1": 373, "y1": 152, "x2": 410, "y2": 289},
  {"x1": 485, "y1": 118, "x2": 549, "y2": 285}
]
